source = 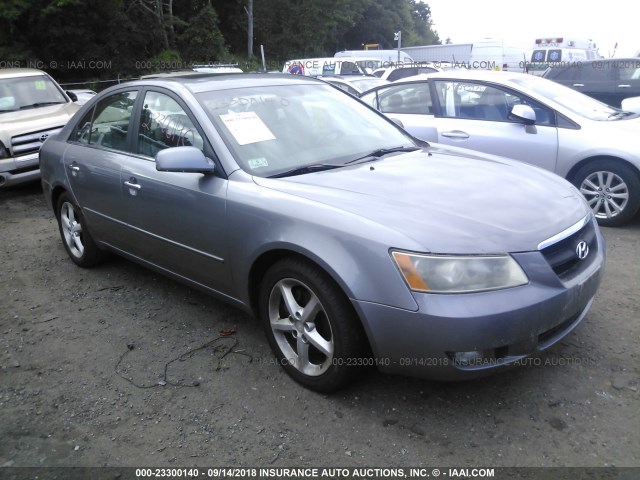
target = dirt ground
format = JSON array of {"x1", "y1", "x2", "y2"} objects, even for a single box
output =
[{"x1": 1, "y1": 182, "x2": 639, "y2": 473}]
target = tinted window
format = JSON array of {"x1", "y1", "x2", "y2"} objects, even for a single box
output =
[
  {"x1": 547, "y1": 50, "x2": 562, "y2": 62},
  {"x1": 371, "y1": 83, "x2": 433, "y2": 114},
  {"x1": 618, "y1": 61, "x2": 640, "y2": 81},
  {"x1": 137, "y1": 91, "x2": 204, "y2": 157},
  {"x1": 71, "y1": 91, "x2": 137, "y2": 150},
  {"x1": 531, "y1": 50, "x2": 547, "y2": 62},
  {"x1": 387, "y1": 68, "x2": 418, "y2": 82}
]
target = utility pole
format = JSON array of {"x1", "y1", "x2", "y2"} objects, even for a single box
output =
[
  {"x1": 246, "y1": 0, "x2": 254, "y2": 59},
  {"x1": 394, "y1": 31, "x2": 402, "y2": 64}
]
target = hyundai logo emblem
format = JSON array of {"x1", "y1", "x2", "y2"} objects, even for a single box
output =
[
  {"x1": 39, "y1": 133, "x2": 49, "y2": 142},
  {"x1": 576, "y1": 240, "x2": 589, "y2": 260}
]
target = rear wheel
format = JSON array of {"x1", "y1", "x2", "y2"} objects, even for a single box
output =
[
  {"x1": 259, "y1": 258, "x2": 366, "y2": 392},
  {"x1": 572, "y1": 160, "x2": 640, "y2": 227},
  {"x1": 56, "y1": 193, "x2": 106, "y2": 267}
]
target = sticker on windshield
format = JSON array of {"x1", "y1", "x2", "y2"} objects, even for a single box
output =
[
  {"x1": 34, "y1": 80, "x2": 46, "y2": 90},
  {"x1": 219, "y1": 111, "x2": 276, "y2": 145},
  {"x1": 248, "y1": 157, "x2": 269, "y2": 169}
]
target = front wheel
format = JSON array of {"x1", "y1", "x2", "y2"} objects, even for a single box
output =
[
  {"x1": 572, "y1": 160, "x2": 640, "y2": 227},
  {"x1": 56, "y1": 193, "x2": 107, "y2": 267},
  {"x1": 259, "y1": 258, "x2": 366, "y2": 392}
]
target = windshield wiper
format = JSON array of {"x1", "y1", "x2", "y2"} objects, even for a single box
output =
[
  {"x1": 344, "y1": 146, "x2": 420, "y2": 165},
  {"x1": 19, "y1": 101, "x2": 65, "y2": 110},
  {"x1": 269, "y1": 163, "x2": 344, "y2": 178}
]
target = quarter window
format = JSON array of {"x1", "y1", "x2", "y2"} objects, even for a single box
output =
[{"x1": 137, "y1": 91, "x2": 204, "y2": 157}]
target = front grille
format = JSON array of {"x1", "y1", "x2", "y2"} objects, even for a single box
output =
[
  {"x1": 11, "y1": 127, "x2": 63, "y2": 157},
  {"x1": 540, "y1": 217, "x2": 597, "y2": 280}
]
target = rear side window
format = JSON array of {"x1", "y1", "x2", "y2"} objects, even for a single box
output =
[
  {"x1": 70, "y1": 91, "x2": 138, "y2": 151},
  {"x1": 387, "y1": 68, "x2": 418, "y2": 82},
  {"x1": 369, "y1": 83, "x2": 433, "y2": 115}
]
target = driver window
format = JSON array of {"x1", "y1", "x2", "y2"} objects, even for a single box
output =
[{"x1": 137, "y1": 91, "x2": 204, "y2": 158}]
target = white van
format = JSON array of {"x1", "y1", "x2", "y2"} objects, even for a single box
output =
[
  {"x1": 469, "y1": 38, "x2": 529, "y2": 72},
  {"x1": 334, "y1": 50, "x2": 414, "y2": 67},
  {"x1": 528, "y1": 37, "x2": 601, "y2": 75},
  {"x1": 282, "y1": 57, "x2": 382, "y2": 76}
]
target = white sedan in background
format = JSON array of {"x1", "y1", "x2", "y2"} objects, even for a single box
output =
[{"x1": 360, "y1": 71, "x2": 640, "y2": 226}]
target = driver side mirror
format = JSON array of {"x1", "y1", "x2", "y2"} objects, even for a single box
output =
[
  {"x1": 509, "y1": 104, "x2": 536, "y2": 125},
  {"x1": 155, "y1": 146, "x2": 216, "y2": 174},
  {"x1": 66, "y1": 91, "x2": 78, "y2": 102}
]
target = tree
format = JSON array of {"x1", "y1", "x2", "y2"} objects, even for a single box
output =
[{"x1": 178, "y1": 4, "x2": 227, "y2": 63}]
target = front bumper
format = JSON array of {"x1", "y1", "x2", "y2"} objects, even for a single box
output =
[
  {"x1": 0, "y1": 154, "x2": 40, "y2": 188},
  {"x1": 353, "y1": 225, "x2": 605, "y2": 381}
]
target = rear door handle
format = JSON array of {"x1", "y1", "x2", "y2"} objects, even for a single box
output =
[
  {"x1": 618, "y1": 84, "x2": 631, "y2": 88},
  {"x1": 67, "y1": 163, "x2": 80, "y2": 177},
  {"x1": 573, "y1": 83, "x2": 585, "y2": 87},
  {"x1": 441, "y1": 130, "x2": 470, "y2": 139}
]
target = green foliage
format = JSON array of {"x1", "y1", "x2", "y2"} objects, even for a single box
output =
[
  {"x1": 0, "y1": 0, "x2": 441, "y2": 82},
  {"x1": 178, "y1": 4, "x2": 227, "y2": 63}
]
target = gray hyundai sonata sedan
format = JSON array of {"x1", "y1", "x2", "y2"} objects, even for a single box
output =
[{"x1": 39, "y1": 74, "x2": 605, "y2": 392}]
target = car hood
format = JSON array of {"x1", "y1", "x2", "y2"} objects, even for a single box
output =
[
  {"x1": 254, "y1": 145, "x2": 589, "y2": 253},
  {"x1": 0, "y1": 102, "x2": 79, "y2": 141}
]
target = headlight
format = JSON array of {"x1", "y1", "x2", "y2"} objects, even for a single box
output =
[
  {"x1": 391, "y1": 251, "x2": 528, "y2": 294},
  {"x1": 0, "y1": 141, "x2": 9, "y2": 159}
]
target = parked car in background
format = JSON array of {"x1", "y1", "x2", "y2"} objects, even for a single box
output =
[
  {"x1": 360, "y1": 70, "x2": 640, "y2": 226},
  {"x1": 283, "y1": 57, "x2": 381, "y2": 76},
  {"x1": 0, "y1": 68, "x2": 80, "y2": 188},
  {"x1": 66, "y1": 89, "x2": 97, "y2": 105},
  {"x1": 40, "y1": 73, "x2": 605, "y2": 392},
  {"x1": 373, "y1": 62, "x2": 444, "y2": 82},
  {"x1": 319, "y1": 75, "x2": 389, "y2": 95},
  {"x1": 542, "y1": 58, "x2": 640, "y2": 108}
]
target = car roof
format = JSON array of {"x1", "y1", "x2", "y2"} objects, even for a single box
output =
[
  {"x1": 395, "y1": 70, "x2": 529, "y2": 84},
  {"x1": 0, "y1": 68, "x2": 50, "y2": 79},
  {"x1": 124, "y1": 72, "x2": 324, "y2": 94}
]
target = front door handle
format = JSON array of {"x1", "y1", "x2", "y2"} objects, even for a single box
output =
[
  {"x1": 573, "y1": 83, "x2": 585, "y2": 87},
  {"x1": 124, "y1": 178, "x2": 141, "y2": 196},
  {"x1": 618, "y1": 84, "x2": 631, "y2": 88},
  {"x1": 441, "y1": 130, "x2": 470, "y2": 139}
]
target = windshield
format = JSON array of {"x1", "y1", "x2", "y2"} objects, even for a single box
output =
[
  {"x1": 510, "y1": 75, "x2": 621, "y2": 121},
  {"x1": 0, "y1": 74, "x2": 67, "y2": 112},
  {"x1": 197, "y1": 83, "x2": 415, "y2": 177}
]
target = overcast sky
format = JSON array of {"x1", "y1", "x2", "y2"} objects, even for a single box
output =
[{"x1": 423, "y1": 0, "x2": 639, "y2": 58}]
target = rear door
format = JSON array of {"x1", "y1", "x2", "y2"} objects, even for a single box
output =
[{"x1": 63, "y1": 89, "x2": 139, "y2": 244}]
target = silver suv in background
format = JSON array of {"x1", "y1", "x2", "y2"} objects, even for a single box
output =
[{"x1": 0, "y1": 68, "x2": 80, "y2": 188}]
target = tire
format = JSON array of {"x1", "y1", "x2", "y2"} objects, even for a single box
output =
[
  {"x1": 572, "y1": 160, "x2": 640, "y2": 227},
  {"x1": 56, "y1": 193, "x2": 107, "y2": 267},
  {"x1": 259, "y1": 258, "x2": 366, "y2": 393}
]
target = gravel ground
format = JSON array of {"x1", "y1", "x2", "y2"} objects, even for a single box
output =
[{"x1": 1, "y1": 182, "x2": 639, "y2": 474}]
